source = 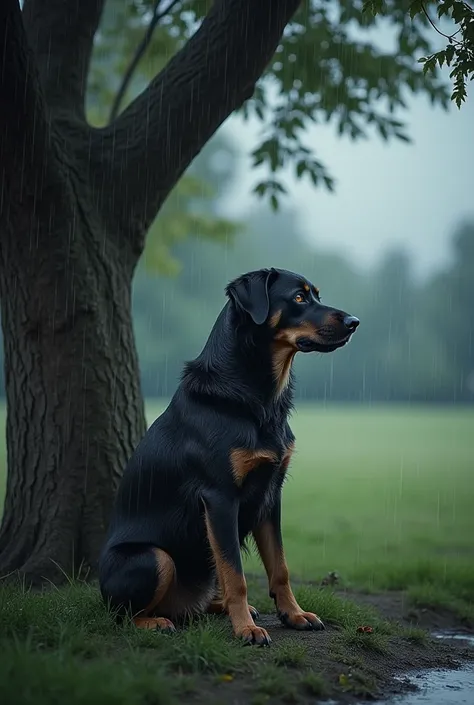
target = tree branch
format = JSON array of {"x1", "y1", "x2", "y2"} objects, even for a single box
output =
[
  {"x1": 22, "y1": 0, "x2": 106, "y2": 117},
  {"x1": 0, "y1": 0, "x2": 52, "y2": 185},
  {"x1": 108, "y1": 0, "x2": 182, "y2": 125},
  {"x1": 97, "y1": 0, "x2": 301, "y2": 248}
]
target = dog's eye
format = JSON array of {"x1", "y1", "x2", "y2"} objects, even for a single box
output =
[{"x1": 294, "y1": 292, "x2": 306, "y2": 303}]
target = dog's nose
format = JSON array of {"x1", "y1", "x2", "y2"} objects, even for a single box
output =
[{"x1": 343, "y1": 315, "x2": 360, "y2": 331}]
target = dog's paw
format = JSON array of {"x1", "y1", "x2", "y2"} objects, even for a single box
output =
[
  {"x1": 134, "y1": 616, "x2": 176, "y2": 633},
  {"x1": 237, "y1": 625, "x2": 271, "y2": 646},
  {"x1": 278, "y1": 610, "x2": 325, "y2": 631}
]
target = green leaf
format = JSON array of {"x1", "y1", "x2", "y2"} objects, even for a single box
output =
[
  {"x1": 296, "y1": 160, "x2": 307, "y2": 178},
  {"x1": 394, "y1": 132, "x2": 411, "y2": 143},
  {"x1": 423, "y1": 56, "x2": 438, "y2": 75},
  {"x1": 437, "y1": 2, "x2": 452, "y2": 19},
  {"x1": 323, "y1": 175, "x2": 335, "y2": 191},
  {"x1": 253, "y1": 182, "x2": 268, "y2": 196},
  {"x1": 452, "y1": 1, "x2": 469, "y2": 24},
  {"x1": 445, "y1": 45, "x2": 456, "y2": 66},
  {"x1": 409, "y1": 1, "x2": 423, "y2": 20},
  {"x1": 362, "y1": 0, "x2": 384, "y2": 16}
]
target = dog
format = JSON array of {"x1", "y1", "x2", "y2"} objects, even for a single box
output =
[{"x1": 99, "y1": 267, "x2": 359, "y2": 645}]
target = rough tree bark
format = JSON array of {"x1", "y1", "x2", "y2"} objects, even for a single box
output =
[{"x1": 0, "y1": 0, "x2": 301, "y2": 585}]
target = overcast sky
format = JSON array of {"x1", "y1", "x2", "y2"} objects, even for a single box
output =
[{"x1": 220, "y1": 86, "x2": 473, "y2": 280}]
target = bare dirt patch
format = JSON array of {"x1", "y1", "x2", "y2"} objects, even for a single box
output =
[{"x1": 339, "y1": 587, "x2": 474, "y2": 634}]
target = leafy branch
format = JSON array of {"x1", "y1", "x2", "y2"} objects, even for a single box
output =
[
  {"x1": 91, "y1": 0, "x2": 452, "y2": 212},
  {"x1": 364, "y1": 1, "x2": 474, "y2": 108}
]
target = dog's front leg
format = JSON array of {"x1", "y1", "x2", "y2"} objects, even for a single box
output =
[
  {"x1": 253, "y1": 493, "x2": 325, "y2": 631},
  {"x1": 203, "y1": 491, "x2": 270, "y2": 646}
]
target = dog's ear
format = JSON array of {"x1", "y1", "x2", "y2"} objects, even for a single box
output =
[{"x1": 226, "y1": 268, "x2": 278, "y2": 325}]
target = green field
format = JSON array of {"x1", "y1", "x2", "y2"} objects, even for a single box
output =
[{"x1": 1, "y1": 401, "x2": 473, "y2": 603}]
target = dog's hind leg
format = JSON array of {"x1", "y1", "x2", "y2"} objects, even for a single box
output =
[
  {"x1": 100, "y1": 545, "x2": 176, "y2": 632},
  {"x1": 133, "y1": 548, "x2": 176, "y2": 631}
]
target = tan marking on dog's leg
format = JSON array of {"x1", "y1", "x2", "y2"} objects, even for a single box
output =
[
  {"x1": 133, "y1": 548, "x2": 177, "y2": 631},
  {"x1": 254, "y1": 522, "x2": 324, "y2": 631},
  {"x1": 204, "y1": 510, "x2": 270, "y2": 645}
]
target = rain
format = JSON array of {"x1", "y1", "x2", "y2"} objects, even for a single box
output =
[{"x1": 0, "y1": 1, "x2": 473, "y2": 703}]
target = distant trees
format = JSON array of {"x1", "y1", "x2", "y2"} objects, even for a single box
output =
[{"x1": 128, "y1": 207, "x2": 474, "y2": 405}]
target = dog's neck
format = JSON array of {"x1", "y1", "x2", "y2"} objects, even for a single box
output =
[{"x1": 181, "y1": 302, "x2": 294, "y2": 422}]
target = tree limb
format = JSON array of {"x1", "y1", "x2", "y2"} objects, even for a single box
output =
[
  {"x1": 0, "y1": 0, "x2": 52, "y2": 186},
  {"x1": 22, "y1": 0, "x2": 106, "y2": 118},
  {"x1": 98, "y1": 0, "x2": 301, "y2": 248},
  {"x1": 108, "y1": 0, "x2": 182, "y2": 125}
]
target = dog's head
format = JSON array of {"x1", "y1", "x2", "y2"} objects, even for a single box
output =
[{"x1": 226, "y1": 267, "x2": 359, "y2": 354}]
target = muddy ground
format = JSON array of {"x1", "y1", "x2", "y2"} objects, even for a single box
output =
[
  {"x1": 194, "y1": 582, "x2": 474, "y2": 705},
  {"x1": 344, "y1": 587, "x2": 473, "y2": 635}
]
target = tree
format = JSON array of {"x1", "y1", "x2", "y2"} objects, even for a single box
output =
[{"x1": 0, "y1": 0, "x2": 453, "y2": 585}]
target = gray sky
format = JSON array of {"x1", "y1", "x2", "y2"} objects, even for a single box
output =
[{"x1": 221, "y1": 89, "x2": 473, "y2": 280}]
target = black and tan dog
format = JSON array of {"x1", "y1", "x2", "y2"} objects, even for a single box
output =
[{"x1": 99, "y1": 268, "x2": 359, "y2": 645}]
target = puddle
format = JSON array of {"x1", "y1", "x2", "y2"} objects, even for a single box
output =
[
  {"x1": 433, "y1": 630, "x2": 474, "y2": 646},
  {"x1": 374, "y1": 666, "x2": 474, "y2": 704},
  {"x1": 366, "y1": 631, "x2": 474, "y2": 705}
]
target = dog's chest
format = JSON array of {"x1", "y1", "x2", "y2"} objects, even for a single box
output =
[
  {"x1": 230, "y1": 415, "x2": 294, "y2": 533},
  {"x1": 237, "y1": 462, "x2": 281, "y2": 538},
  {"x1": 235, "y1": 440, "x2": 293, "y2": 535},
  {"x1": 230, "y1": 431, "x2": 291, "y2": 488}
]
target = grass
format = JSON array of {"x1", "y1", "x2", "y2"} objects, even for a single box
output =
[
  {"x1": 0, "y1": 576, "x2": 402, "y2": 705},
  {"x1": 0, "y1": 580, "x2": 248, "y2": 705},
  {"x1": 301, "y1": 671, "x2": 327, "y2": 697}
]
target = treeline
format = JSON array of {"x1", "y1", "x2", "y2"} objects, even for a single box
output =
[
  {"x1": 131, "y1": 211, "x2": 474, "y2": 404},
  {"x1": 1, "y1": 212, "x2": 472, "y2": 404}
]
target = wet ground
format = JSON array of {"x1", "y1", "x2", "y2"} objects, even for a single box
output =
[
  {"x1": 192, "y1": 610, "x2": 474, "y2": 705},
  {"x1": 234, "y1": 578, "x2": 474, "y2": 704},
  {"x1": 368, "y1": 631, "x2": 474, "y2": 705}
]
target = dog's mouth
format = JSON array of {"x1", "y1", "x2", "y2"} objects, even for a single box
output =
[{"x1": 296, "y1": 334, "x2": 353, "y2": 354}]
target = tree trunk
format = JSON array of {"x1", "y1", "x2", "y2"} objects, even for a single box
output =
[
  {"x1": 0, "y1": 0, "x2": 301, "y2": 585},
  {"x1": 0, "y1": 142, "x2": 146, "y2": 584}
]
